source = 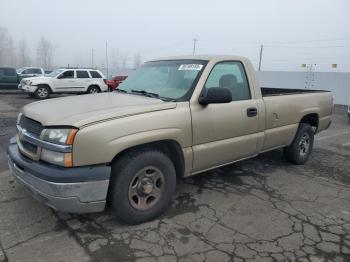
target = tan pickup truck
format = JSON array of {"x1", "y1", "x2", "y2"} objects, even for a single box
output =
[{"x1": 8, "y1": 55, "x2": 333, "y2": 224}]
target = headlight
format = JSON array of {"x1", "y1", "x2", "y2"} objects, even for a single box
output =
[
  {"x1": 25, "y1": 80, "x2": 32, "y2": 85},
  {"x1": 40, "y1": 128, "x2": 77, "y2": 167},
  {"x1": 42, "y1": 128, "x2": 77, "y2": 145}
]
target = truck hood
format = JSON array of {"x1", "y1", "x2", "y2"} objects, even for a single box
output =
[
  {"x1": 21, "y1": 93, "x2": 177, "y2": 127},
  {"x1": 21, "y1": 76, "x2": 52, "y2": 82}
]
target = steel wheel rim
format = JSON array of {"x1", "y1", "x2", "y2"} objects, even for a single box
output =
[
  {"x1": 299, "y1": 133, "x2": 310, "y2": 156},
  {"x1": 37, "y1": 88, "x2": 48, "y2": 98},
  {"x1": 128, "y1": 166, "x2": 165, "y2": 211}
]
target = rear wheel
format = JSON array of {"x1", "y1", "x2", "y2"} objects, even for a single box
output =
[
  {"x1": 109, "y1": 149, "x2": 176, "y2": 224},
  {"x1": 34, "y1": 85, "x2": 50, "y2": 99},
  {"x1": 284, "y1": 123, "x2": 314, "y2": 165},
  {"x1": 87, "y1": 86, "x2": 100, "y2": 94}
]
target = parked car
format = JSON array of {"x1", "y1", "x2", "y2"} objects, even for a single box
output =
[
  {"x1": 347, "y1": 104, "x2": 350, "y2": 123},
  {"x1": 17, "y1": 67, "x2": 45, "y2": 80},
  {"x1": 8, "y1": 55, "x2": 333, "y2": 224},
  {"x1": 18, "y1": 68, "x2": 108, "y2": 99},
  {"x1": 107, "y1": 75, "x2": 128, "y2": 91},
  {"x1": 0, "y1": 67, "x2": 19, "y2": 89}
]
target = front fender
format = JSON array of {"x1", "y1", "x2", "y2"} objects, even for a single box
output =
[{"x1": 73, "y1": 127, "x2": 190, "y2": 167}]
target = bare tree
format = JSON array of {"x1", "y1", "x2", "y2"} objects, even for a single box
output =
[
  {"x1": 133, "y1": 53, "x2": 142, "y2": 69},
  {"x1": 120, "y1": 52, "x2": 128, "y2": 69},
  {"x1": 36, "y1": 37, "x2": 54, "y2": 69},
  {"x1": 17, "y1": 39, "x2": 31, "y2": 67},
  {"x1": 0, "y1": 27, "x2": 16, "y2": 67},
  {"x1": 111, "y1": 49, "x2": 120, "y2": 69}
]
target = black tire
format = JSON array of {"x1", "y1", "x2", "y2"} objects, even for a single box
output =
[
  {"x1": 34, "y1": 85, "x2": 50, "y2": 99},
  {"x1": 109, "y1": 149, "x2": 176, "y2": 225},
  {"x1": 284, "y1": 123, "x2": 314, "y2": 165},
  {"x1": 87, "y1": 86, "x2": 100, "y2": 94}
]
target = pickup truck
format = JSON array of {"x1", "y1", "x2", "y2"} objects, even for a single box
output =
[
  {"x1": 17, "y1": 67, "x2": 45, "y2": 80},
  {"x1": 0, "y1": 67, "x2": 19, "y2": 89},
  {"x1": 107, "y1": 75, "x2": 128, "y2": 91},
  {"x1": 7, "y1": 55, "x2": 333, "y2": 224}
]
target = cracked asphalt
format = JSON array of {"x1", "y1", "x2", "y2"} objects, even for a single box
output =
[{"x1": 0, "y1": 92, "x2": 349, "y2": 262}]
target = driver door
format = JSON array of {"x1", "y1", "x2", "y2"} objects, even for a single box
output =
[
  {"x1": 191, "y1": 61, "x2": 259, "y2": 172},
  {"x1": 54, "y1": 70, "x2": 75, "y2": 92}
]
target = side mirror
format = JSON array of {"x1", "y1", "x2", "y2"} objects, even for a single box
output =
[{"x1": 199, "y1": 87, "x2": 232, "y2": 105}]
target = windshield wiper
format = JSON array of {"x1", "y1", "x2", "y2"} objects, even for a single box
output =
[
  {"x1": 115, "y1": 88, "x2": 128, "y2": 93},
  {"x1": 131, "y1": 89, "x2": 160, "y2": 99}
]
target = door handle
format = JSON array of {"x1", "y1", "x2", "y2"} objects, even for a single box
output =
[{"x1": 247, "y1": 107, "x2": 258, "y2": 117}]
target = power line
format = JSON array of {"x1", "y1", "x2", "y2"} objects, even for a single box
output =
[
  {"x1": 267, "y1": 45, "x2": 350, "y2": 49},
  {"x1": 265, "y1": 36, "x2": 350, "y2": 44}
]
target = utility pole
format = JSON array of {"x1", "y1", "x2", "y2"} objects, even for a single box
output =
[
  {"x1": 105, "y1": 42, "x2": 109, "y2": 79},
  {"x1": 91, "y1": 48, "x2": 94, "y2": 68},
  {"x1": 192, "y1": 38, "x2": 198, "y2": 56},
  {"x1": 258, "y1": 44, "x2": 263, "y2": 71}
]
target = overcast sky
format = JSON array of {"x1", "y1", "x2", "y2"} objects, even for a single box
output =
[{"x1": 1, "y1": 0, "x2": 350, "y2": 71}]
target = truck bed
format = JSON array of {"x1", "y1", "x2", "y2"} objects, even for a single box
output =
[{"x1": 261, "y1": 87, "x2": 330, "y2": 97}]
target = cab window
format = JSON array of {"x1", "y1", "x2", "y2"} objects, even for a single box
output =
[{"x1": 204, "y1": 62, "x2": 251, "y2": 101}]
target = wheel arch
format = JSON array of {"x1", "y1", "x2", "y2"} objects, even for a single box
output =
[
  {"x1": 88, "y1": 84, "x2": 101, "y2": 91},
  {"x1": 109, "y1": 139, "x2": 185, "y2": 179},
  {"x1": 35, "y1": 83, "x2": 52, "y2": 92},
  {"x1": 299, "y1": 113, "x2": 319, "y2": 131}
]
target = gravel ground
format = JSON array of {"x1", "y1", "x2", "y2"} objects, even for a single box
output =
[{"x1": 0, "y1": 93, "x2": 349, "y2": 262}]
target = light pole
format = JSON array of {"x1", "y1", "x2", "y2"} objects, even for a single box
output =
[{"x1": 192, "y1": 38, "x2": 198, "y2": 55}]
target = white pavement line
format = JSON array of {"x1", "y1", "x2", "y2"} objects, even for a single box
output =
[
  {"x1": 342, "y1": 141, "x2": 350, "y2": 146},
  {"x1": 316, "y1": 130, "x2": 350, "y2": 141}
]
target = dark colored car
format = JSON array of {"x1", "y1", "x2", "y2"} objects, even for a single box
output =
[
  {"x1": 0, "y1": 67, "x2": 19, "y2": 89},
  {"x1": 106, "y1": 75, "x2": 128, "y2": 91}
]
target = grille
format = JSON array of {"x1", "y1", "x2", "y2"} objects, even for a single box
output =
[
  {"x1": 21, "y1": 140, "x2": 38, "y2": 154},
  {"x1": 19, "y1": 115, "x2": 43, "y2": 137}
]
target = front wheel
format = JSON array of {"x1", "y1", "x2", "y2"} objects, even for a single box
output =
[
  {"x1": 109, "y1": 149, "x2": 176, "y2": 224},
  {"x1": 284, "y1": 123, "x2": 314, "y2": 165},
  {"x1": 34, "y1": 85, "x2": 50, "y2": 99}
]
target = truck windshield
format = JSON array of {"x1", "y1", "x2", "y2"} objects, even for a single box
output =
[
  {"x1": 118, "y1": 60, "x2": 207, "y2": 101},
  {"x1": 16, "y1": 68, "x2": 25, "y2": 74},
  {"x1": 46, "y1": 69, "x2": 64, "y2": 77}
]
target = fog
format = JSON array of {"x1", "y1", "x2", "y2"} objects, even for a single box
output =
[{"x1": 0, "y1": 0, "x2": 349, "y2": 72}]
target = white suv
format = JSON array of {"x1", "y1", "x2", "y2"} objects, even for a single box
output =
[{"x1": 18, "y1": 68, "x2": 108, "y2": 99}]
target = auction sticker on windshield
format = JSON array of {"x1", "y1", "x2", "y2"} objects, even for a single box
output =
[{"x1": 178, "y1": 64, "x2": 203, "y2": 71}]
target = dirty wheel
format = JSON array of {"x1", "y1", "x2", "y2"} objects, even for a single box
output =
[
  {"x1": 284, "y1": 123, "x2": 314, "y2": 165},
  {"x1": 34, "y1": 85, "x2": 50, "y2": 99},
  {"x1": 110, "y1": 149, "x2": 176, "y2": 224}
]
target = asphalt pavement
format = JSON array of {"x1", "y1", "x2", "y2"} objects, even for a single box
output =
[{"x1": 0, "y1": 93, "x2": 349, "y2": 262}]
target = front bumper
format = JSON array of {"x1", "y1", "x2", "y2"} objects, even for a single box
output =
[
  {"x1": 18, "y1": 84, "x2": 36, "y2": 93},
  {"x1": 7, "y1": 138, "x2": 111, "y2": 213}
]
